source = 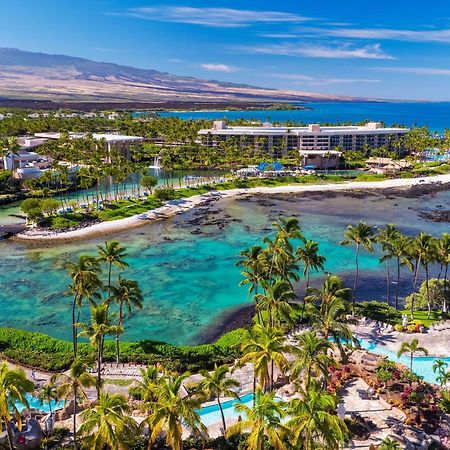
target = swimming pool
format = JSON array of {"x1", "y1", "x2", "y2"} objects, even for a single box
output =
[
  {"x1": 197, "y1": 392, "x2": 254, "y2": 427},
  {"x1": 14, "y1": 394, "x2": 65, "y2": 413},
  {"x1": 358, "y1": 338, "x2": 450, "y2": 385}
]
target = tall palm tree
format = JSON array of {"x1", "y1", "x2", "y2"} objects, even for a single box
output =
[
  {"x1": 97, "y1": 241, "x2": 129, "y2": 303},
  {"x1": 397, "y1": 338, "x2": 428, "y2": 371},
  {"x1": 287, "y1": 382, "x2": 347, "y2": 450},
  {"x1": 290, "y1": 331, "x2": 335, "y2": 390},
  {"x1": 436, "y1": 233, "x2": 450, "y2": 313},
  {"x1": 255, "y1": 280, "x2": 294, "y2": 328},
  {"x1": 296, "y1": 240, "x2": 326, "y2": 314},
  {"x1": 199, "y1": 364, "x2": 240, "y2": 433},
  {"x1": 432, "y1": 359, "x2": 450, "y2": 387},
  {"x1": 111, "y1": 277, "x2": 143, "y2": 363},
  {"x1": 340, "y1": 222, "x2": 374, "y2": 312},
  {"x1": 238, "y1": 324, "x2": 289, "y2": 392},
  {"x1": 0, "y1": 362, "x2": 34, "y2": 450},
  {"x1": 66, "y1": 255, "x2": 102, "y2": 357},
  {"x1": 390, "y1": 234, "x2": 413, "y2": 310},
  {"x1": 236, "y1": 245, "x2": 268, "y2": 297},
  {"x1": 52, "y1": 359, "x2": 96, "y2": 450},
  {"x1": 409, "y1": 233, "x2": 436, "y2": 318},
  {"x1": 79, "y1": 392, "x2": 137, "y2": 450},
  {"x1": 143, "y1": 371, "x2": 207, "y2": 450},
  {"x1": 376, "y1": 225, "x2": 400, "y2": 306},
  {"x1": 263, "y1": 217, "x2": 302, "y2": 282},
  {"x1": 227, "y1": 388, "x2": 288, "y2": 450},
  {"x1": 306, "y1": 276, "x2": 352, "y2": 339},
  {"x1": 78, "y1": 303, "x2": 122, "y2": 398}
]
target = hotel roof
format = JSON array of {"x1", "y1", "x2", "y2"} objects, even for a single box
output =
[{"x1": 198, "y1": 122, "x2": 409, "y2": 136}]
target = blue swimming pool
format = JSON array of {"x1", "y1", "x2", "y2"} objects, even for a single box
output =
[
  {"x1": 14, "y1": 394, "x2": 65, "y2": 413},
  {"x1": 197, "y1": 392, "x2": 254, "y2": 427},
  {"x1": 358, "y1": 338, "x2": 450, "y2": 385}
]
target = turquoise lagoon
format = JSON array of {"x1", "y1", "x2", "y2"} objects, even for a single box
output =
[{"x1": 0, "y1": 188, "x2": 449, "y2": 345}]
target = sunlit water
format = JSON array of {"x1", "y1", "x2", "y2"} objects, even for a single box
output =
[
  {"x1": 0, "y1": 187, "x2": 449, "y2": 345},
  {"x1": 158, "y1": 101, "x2": 450, "y2": 133}
]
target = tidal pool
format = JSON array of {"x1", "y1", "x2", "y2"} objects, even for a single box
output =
[{"x1": 0, "y1": 187, "x2": 448, "y2": 344}]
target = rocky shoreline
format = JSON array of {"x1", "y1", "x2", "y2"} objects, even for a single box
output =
[{"x1": 198, "y1": 304, "x2": 255, "y2": 344}]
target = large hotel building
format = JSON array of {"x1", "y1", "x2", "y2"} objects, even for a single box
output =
[{"x1": 198, "y1": 121, "x2": 410, "y2": 155}]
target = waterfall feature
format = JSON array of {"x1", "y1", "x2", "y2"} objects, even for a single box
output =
[{"x1": 151, "y1": 156, "x2": 161, "y2": 169}]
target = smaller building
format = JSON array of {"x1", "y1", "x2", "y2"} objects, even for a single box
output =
[
  {"x1": 366, "y1": 157, "x2": 412, "y2": 174},
  {"x1": 300, "y1": 150, "x2": 342, "y2": 170}
]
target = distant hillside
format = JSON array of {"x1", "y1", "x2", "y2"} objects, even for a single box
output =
[{"x1": 0, "y1": 48, "x2": 369, "y2": 105}]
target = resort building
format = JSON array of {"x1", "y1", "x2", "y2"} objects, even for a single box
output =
[{"x1": 198, "y1": 121, "x2": 410, "y2": 156}]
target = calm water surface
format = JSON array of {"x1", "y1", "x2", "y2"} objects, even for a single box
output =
[
  {"x1": 159, "y1": 101, "x2": 450, "y2": 133},
  {"x1": 0, "y1": 188, "x2": 449, "y2": 344}
]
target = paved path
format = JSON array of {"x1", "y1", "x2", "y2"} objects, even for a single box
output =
[
  {"x1": 342, "y1": 378, "x2": 406, "y2": 449},
  {"x1": 351, "y1": 322, "x2": 450, "y2": 358}
]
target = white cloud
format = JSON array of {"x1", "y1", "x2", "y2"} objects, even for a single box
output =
[
  {"x1": 270, "y1": 73, "x2": 380, "y2": 85},
  {"x1": 168, "y1": 57, "x2": 183, "y2": 63},
  {"x1": 239, "y1": 43, "x2": 394, "y2": 60},
  {"x1": 374, "y1": 66, "x2": 450, "y2": 75},
  {"x1": 258, "y1": 33, "x2": 299, "y2": 39},
  {"x1": 296, "y1": 26, "x2": 450, "y2": 43},
  {"x1": 116, "y1": 6, "x2": 310, "y2": 28},
  {"x1": 200, "y1": 63, "x2": 239, "y2": 73}
]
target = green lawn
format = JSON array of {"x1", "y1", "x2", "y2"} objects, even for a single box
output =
[{"x1": 400, "y1": 309, "x2": 445, "y2": 327}]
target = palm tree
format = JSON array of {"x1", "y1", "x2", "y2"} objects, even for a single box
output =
[
  {"x1": 65, "y1": 255, "x2": 102, "y2": 357},
  {"x1": 306, "y1": 275, "x2": 352, "y2": 340},
  {"x1": 263, "y1": 217, "x2": 302, "y2": 282},
  {"x1": 97, "y1": 241, "x2": 129, "y2": 303},
  {"x1": 296, "y1": 240, "x2": 326, "y2": 316},
  {"x1": 52, "y1": 359, "x2": 96, "y2": 450},
  {"x1": 397, "y1": 338, "x2": 428, "y2": 371},
  {"x1": 0, "y1": 362, "x2": 34, "y2": 450},
  {"x1": 111, "y1": 278, "x2": 143, "y2": 363},
  {"x1": 38, "y1": 383, "x2": 58, "y2": 415},
  {"x1": 287, "y1": 382, "x2": 347, "y2": 450},
  {"x1": 143, "y1": 371, "x2": 207, "y2": 450},
  {"x1": 79, "y1": 392, "x2": 137, "y2": 450},
  {"x1": 238, "y1": 324, "x2": 289, "y2": 392},
  {"x1": 199, "y1": 364, "x2": 240, "y2": 434},
  {"x1": 390, "y1": 234, "x2": 413, "y2": 310},
  {"x1": 340, "y1": 222, "x2": 374, "y2": 312},
  {"x1": 78, "y1": 303, "x2": 122, "y2": 398},
  {"x1": 409, "y1": 233, "x2": 436, "y2": 318},
  {"x1": 377, "y1": 225, "x2": 400, "y2": 306},
  {"x1": 255, "y1": 280, "x2": 294, "y2": 328},
  {"x1": 290, "y1": 331, "x2": 335, "y2": 390},
  {"x1": 432, "y1": 359, "x2": 450, "y2": 387},
  {"x1": 237, "y1": 245, "x2": 269, "y2": 323},
  {"x1": 134, "y1": 365, "x2": 162, "y2": 404},
  {"x1": 227, "y1": 388, "x2": 288, "y2": 450},
  {"x1": 437, "y1": 233, "x2": 450, "y2": 313}
]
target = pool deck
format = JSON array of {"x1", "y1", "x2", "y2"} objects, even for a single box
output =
[{"x1": 351, "y1": 322, "x2": 450, "y2": 358}]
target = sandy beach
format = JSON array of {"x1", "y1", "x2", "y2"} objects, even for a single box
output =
[{"x1": 13, "y1": 173, "x2": 450, "y2": 242}]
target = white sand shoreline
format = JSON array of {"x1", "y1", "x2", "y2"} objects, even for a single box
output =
[{"x1": 13, "y1": 174, "x2": 450, "y2": 243}]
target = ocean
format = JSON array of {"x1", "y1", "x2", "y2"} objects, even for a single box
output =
[{"x1": 158, "y1": 101, "x2": 450, "y2": 133}]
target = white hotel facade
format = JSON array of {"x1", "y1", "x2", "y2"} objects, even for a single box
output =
[{"x1": 198, "y1": 121, "x2": 410, "y2": 155}]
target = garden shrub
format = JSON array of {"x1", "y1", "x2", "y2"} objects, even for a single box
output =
[
  {"x1": 355, "y1": 301, "x2": 402, "y2": 324},
  {"x1": 0, "y1": 327, "x2": 239, "y2": 372}
]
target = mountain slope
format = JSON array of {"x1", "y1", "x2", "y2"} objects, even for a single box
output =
[{"x1": 0, "y1": 47, "x2": 366, "y2": 104}]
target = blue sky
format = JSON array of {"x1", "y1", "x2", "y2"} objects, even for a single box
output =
[{"x1": 1, "y1": 0, "x2": 450, "y2": 100}]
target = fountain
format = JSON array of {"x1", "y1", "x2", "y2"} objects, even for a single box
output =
[{"x1": 148, "y1": 156, "x2": 161, "y2": 169}]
